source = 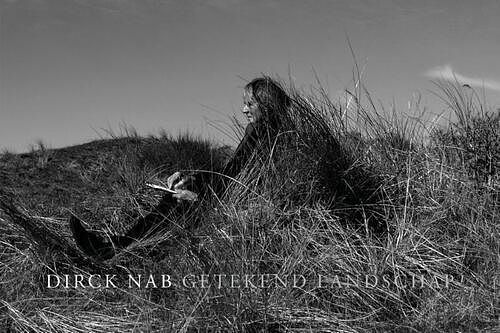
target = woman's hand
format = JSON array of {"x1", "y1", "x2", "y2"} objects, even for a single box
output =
[{"x1": 166, "y1": 171, "x2": 198, "y2": 202}]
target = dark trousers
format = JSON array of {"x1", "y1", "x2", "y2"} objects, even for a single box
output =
[{"x1": 71, "y1": 193, "x2": 182, "y2": 260}]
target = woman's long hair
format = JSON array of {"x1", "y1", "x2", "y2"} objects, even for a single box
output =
[{"x1": 244, "y1": 77, "x2": 291, "y2": 130}]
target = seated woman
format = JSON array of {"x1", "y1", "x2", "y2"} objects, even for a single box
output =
[{"x1": 70, "y1": 77, "x2": 292, "y2": 260}]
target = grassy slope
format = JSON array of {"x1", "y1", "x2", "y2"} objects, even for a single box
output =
[{"x1": 0, "y1": 81, "x2": 498, "y2": 332}]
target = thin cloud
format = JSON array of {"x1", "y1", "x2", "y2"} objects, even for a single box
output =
[{"x1": 425, "y1": 64, "x2": 500, "y2": 92}]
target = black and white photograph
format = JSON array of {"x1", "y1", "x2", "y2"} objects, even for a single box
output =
[{"x1": 0, "y1": 0, "x2": 499, "y2": 331}]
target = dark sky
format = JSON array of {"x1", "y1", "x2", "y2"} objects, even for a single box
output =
[{"x1": 2, "y1": 0, "x2": 500, "y2": 152}]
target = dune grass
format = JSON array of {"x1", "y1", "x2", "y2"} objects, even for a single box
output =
[{"x1": 0, "y1": 78, "x2": 498, "y2": 332}]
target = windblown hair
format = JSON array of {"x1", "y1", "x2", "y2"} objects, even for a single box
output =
[
  {"x1": 245, "y1": 77, "x2": 291, "y2": 120},
  {"x1": 220, "y1": 77, "x2": 291, "y2": 179}
]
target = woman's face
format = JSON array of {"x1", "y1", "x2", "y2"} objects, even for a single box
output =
[{"x1": 242, "y1": 88, "x2": 263, "y2": 123}]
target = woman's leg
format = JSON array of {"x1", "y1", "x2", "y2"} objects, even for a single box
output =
[{"x1": 70, "y1": 193, "x2": 178, "y2": 260}]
